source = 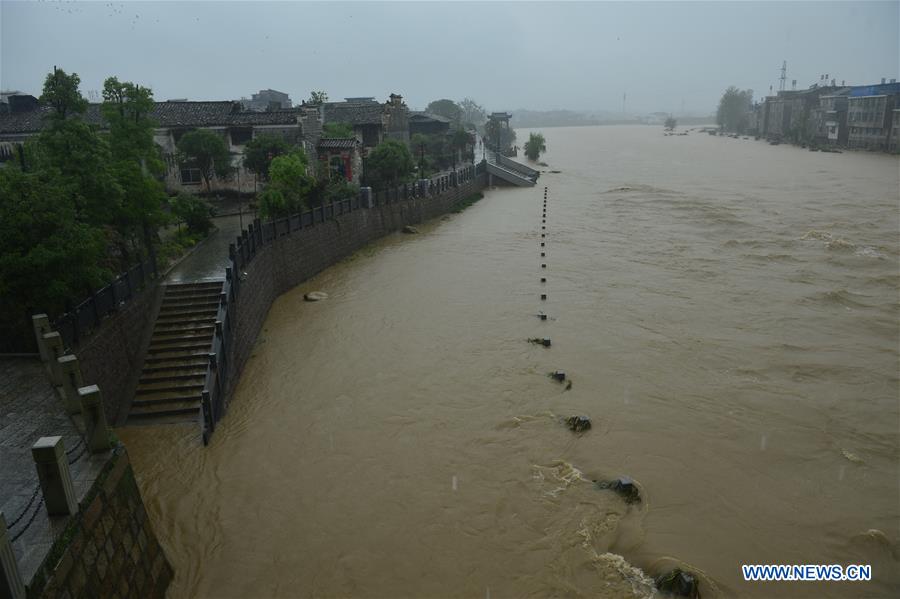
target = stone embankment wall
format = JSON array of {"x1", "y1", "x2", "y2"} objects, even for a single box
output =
[
  {"x1": 225, "y1": 174, "x2": 487, "y2": 404},
  {"x1": 27, "y1": 446, "x2": 173, "y2": 599},
  {"x1": 73, "y1": 286, "x2": 163, "y2": 426}
]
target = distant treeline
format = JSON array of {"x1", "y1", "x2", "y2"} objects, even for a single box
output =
[{"x1": 510, "y1": 109, "x2": 714, "y2": 128}]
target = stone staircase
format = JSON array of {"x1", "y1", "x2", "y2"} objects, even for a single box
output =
[{"x1": 126, "y1": 281, "x2": 223, "y2": 425}]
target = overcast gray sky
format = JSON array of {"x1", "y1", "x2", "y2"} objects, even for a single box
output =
[{"x1": 2, "y1": 1, "x2": 898, "y2": 114}]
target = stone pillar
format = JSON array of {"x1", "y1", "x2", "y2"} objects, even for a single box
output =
[
  {"x1": 42, "y1": 332, "x2": 65, "y2": 386},
  {"x1": 31, "y1": 436, "x2": 78, "y2": 516},
  {"x1": 31, "y1": 314, "x2": 51, "y2": 363},
  {"x1": 360, "y1": 186, "x2": 373, "y2": 209},
  {"x1": 57, "y1": 355, "x2": 83, "y2": 415},
  {"x1": 417, "y1": 179, "x2": 430, "y2": 197},
  {"x1": 78, "y1": 386, "x2": 110, "y2": 454},
  {"x1": 0, "y1": 512, "x2": 25, "y2": 599}
]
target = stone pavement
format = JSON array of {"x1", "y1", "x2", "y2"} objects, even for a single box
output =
[
  {"x1": 165, "y1": 214, "x2": 244, "y2": 284},
  {"x1": 0, "y1": 357, "x2": 110, "y2": 583}
]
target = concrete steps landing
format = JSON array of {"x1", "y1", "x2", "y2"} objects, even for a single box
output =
[{"x1": 126, "y1": 281, "x2": 223, "y2": 425}]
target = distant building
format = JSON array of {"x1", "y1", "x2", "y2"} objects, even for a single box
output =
[
  {"x1": 321, "y1": 93, "x2": 409, "y2": 148},
  {"x1": 817, "y1": 91, "x2": 851, "y2": 146},
  {"x1": 316, "y1": 138, "x2": 362, "y2": 184},
  {"x1": 846, "y1": 82, "x2": 900, "y2": 150},
  {"x1": 241, "y1": 89, "x2": 292, "y2": 112},
  {"x1": 409, "y1": 111, "x2": 452, "y2": 136},
  {"x1": 890, "y1": 109, "x2": 900, "y2": 153},
  {"x1": 0, "y1": 96, "x2": 324, "y2": 193}
]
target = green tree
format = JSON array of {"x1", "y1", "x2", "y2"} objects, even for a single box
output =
[
  {"x1": 176, "y1": 129, "x2": 234, "y2": 192},
  {"x1": 367, "y1": 139, "x2": 414, "y2": 190},
  {"x1": 0, "y1": 165, "x2": 109, "y2": 348},
  {"x1": 101, "y1": 76, "x2": 168, "y2": 263},
  {"x1": 308, "y1": 90, "x2": 328, "y2": 104},
  {"x1": 664, "y1": 116, "x2": 677, "y2": 131},
  {"x1": 244, "y1": 134, "x2": 293, "y2": 180},
  {"x1": 717, "y1": 87, "x2": 754, "y2": 133},
  {"x1": 40, "y1": 67, "x2": 88, "y2": 120},
  {"x1": 33, "y1": 68, "x2": 123, "y2": 228},
  {"x1": 258, "y1": 150, "x2": 314, "y2": 219},
  {"x1": 459, "y1": 97, "x2": 486, "y2": 129},
  {"x1": 169, "y1": 193, "x2": 213, "y2": 234},
  {"x1": 524, "y1": 132, "x2": 547, "y2": 161},
  {"x1": 323, "y1": 122, "x2": 354, "y2": 138},
  {"x1": 426, "y1": 99, "x2": 462, "y2": 124},
  {"x1": 484, "y1": 118, "x2": 517, "y2": 154},
  {"x1": 449, "y1": 128, "x2": 471, "y2": 162}
]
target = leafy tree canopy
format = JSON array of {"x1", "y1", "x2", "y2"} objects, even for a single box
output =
[
  {"x1": 258, "y1": 150, "x2": 315, "y2": 219},
  {"x1": 524, "y1": 132, "x2": 547, "y2": 161},
  {"x1": 367, "y1": 139, "x2": 414, "y2": 190},
  {"x1": 177, "y1": 129, "x2": 233, "y2": 191},
  {"x1": 664, "y1": 116, "x2": 677, "y2": 131},
  {"x1": 717, "y1": 86, "x2": 753, "y2": 133},
  {"x1": 244, "y1": 134, "x2": 294, "y2": 179},
  {"x1": 459, "y1": 98, "x2": 486, "y2": 129},
  {"x1": 323, "y1": 122, "x2": 354, "y2": 138},
  {"x1": 40, "y1": 67, "x2": 88, "y2": 120},
  {"x1": 426, "y1": 99, "x2": 462, "y2": 124},
  {"x1": 309, "y1": 90, "x2": 328, "y2": 104}
]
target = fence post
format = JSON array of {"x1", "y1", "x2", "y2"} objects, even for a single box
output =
[
  {"x1": 361, "y1": 187, "x2": 373, "y2": 209},
  {"x1": 32, "y1": 314, "x2": 51, "y2": 363},
  {"x1": 57, "y1": 355, "x2": 84, "y2": 415},
  {"x1": 31, "y1": 436, "x2": 78, "y2": 516},
  {"x1": 0, "y1": 511, "x2": 25, "y2": 599},
  {"x1": 42, "y1": 332, "x2": 65, "y2": 386},
  {"x1": 78, "y1": 385, "x2": 111, "y2": 453}
]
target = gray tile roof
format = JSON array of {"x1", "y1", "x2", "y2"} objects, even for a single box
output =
[
  {"x1": 322, "y1": 101, "x2": 383, "y2": 126},
  {"x1": 0, "y1": 101, "x2": 301, "y2": 134},
  {"x1": 317, "y1": 138, "x2": 359, "y2": 150},
  {"x1": 409, "y1": 111, "x2": 452, "y2": 124}
]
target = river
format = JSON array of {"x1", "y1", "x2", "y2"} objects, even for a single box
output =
[{"x1": 120, "y1": 125, "x2": 900, "y2": 598}]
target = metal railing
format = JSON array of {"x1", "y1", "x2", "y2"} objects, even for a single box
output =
[
  {"x1": 53, "y1": 257, "x2": 158, "y2": 350},
  {"x1": 198, "y1": 163, "x2": 482, "y2": 444}
]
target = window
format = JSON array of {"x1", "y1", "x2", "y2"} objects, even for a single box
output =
[{"x1": 180, "y1": 167, "x2": 202, "y2": 185}]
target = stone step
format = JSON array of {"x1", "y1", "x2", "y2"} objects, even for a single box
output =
[
  {"x1": 152, "y1": 322, "x2": 215, "y2": 336},
  {"x1": 149, "y1": 331, "x2": 214, "y2": 346},
  {"x1": 135, "y1": 379, "x2": 204, "y2": 395},
  {"x1": 154, "y1": 307, "x2": 220, "y2": 320},
  {"x1": 160, "y1": 292, "x2": 222, "y2": 304},
  {"x1": 128, "y1": 397, "x2": 201, "y2": 420},
  {"x1": 145, "y1": 343, "x2": 212, "y2": 357},
  {"x1": 140, "y1": 358, "x2": 208, "y2": 373},
  {"x1": 159, "y1": 300, "x2": 220, "y2": 312},
  {"x1": 139, "y1": 370, "x2": 207, "y2": 386},
  {"x1": 144, "y1": 347, "x2": 210, "y2": 361}
]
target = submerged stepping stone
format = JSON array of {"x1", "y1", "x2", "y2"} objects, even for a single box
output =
[
  {"x1": 655, "y1": 568, "x2": 701, "y2": 598},
  {"x1": 402, "y1": 225, "x2": 419, "y2": 234},
  {"x1": 528, "y1": 337, "x2": 552, "y2": 347},
  {"x1": 565, "y1": 416, "x2": 591, "y2": 432},
  {"x1": 304, "y1": 291, "x2": 329, "y2": 302},
  {"x1": 594, "y1": 476, "x2": 641, "y2": 504}
]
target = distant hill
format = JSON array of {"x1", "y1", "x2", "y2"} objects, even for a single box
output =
[{"x1": 508, "y1": 109, "x2": 714, "y2": 128}]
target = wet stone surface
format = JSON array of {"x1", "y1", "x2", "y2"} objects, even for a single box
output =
[{"x1": 0, "y1": 357, "x2": 110, "y2": 583}]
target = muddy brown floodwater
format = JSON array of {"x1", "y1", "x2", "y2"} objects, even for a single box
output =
[{"x1": 120, "y1": 126, "x2": 900, "y2": 598}]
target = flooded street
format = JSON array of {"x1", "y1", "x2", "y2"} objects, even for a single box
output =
[{"x1": 120, "y1": 125, "x2": 900, "y2": 598}]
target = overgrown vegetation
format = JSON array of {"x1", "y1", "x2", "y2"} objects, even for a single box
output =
[
  {"x1": 664, "y1": 116, "x2": 677, "y2": 131},
  {"x1": 244, "y1": 134, "x2": 293, "y2": 180},
  {"x1": 717, "y1": 86, "x2": 754, "y2": 133},
  {"x1": 257, "y1": 150, "x2": 315, "y2": 219},
  {"x1": 176, "y1": 129, "x2": 233, "y2": 192},
  {"x1": 366, "y1": 139, "x2": 415, "y2": 190},
  {"x1": 0, "y1": 67, "x2": 174, "y2": 349},
  {"x1": 323, "y1": 122, "x2": 354, "y2": 138},
  {"x1": 524, "y1": 132, "x2": 547, "y2": 161}
]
